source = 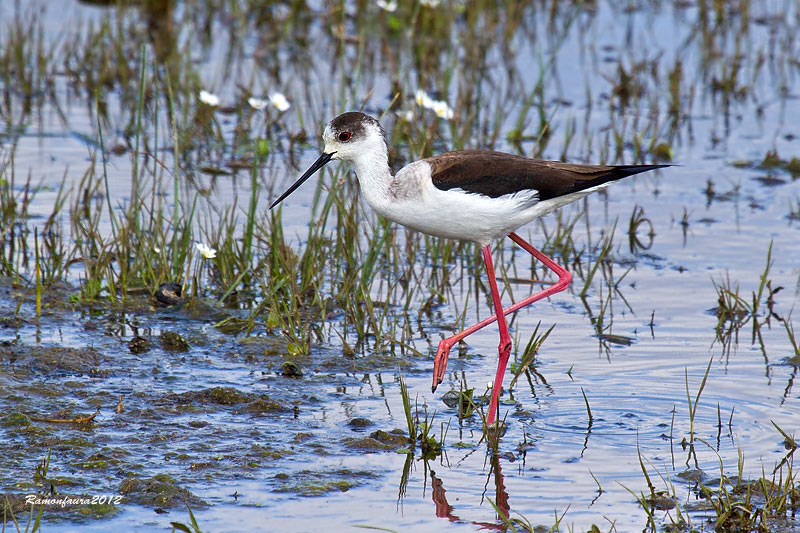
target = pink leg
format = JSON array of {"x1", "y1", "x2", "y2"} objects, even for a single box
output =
[
  {"x1": 431, "y1": 233, "x2": 573, "y2": 421},
  {"x1": 481, "y1": 245, "x2": 512, "y2": 426}
]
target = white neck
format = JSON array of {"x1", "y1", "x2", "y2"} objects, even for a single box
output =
[{"x1": 349, "y1": 140, "x2": 393, "y2": 213}]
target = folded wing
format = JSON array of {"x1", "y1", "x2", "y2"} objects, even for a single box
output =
[{"x1": 427, "y1": 150, "x2": 668, "y2": 200}]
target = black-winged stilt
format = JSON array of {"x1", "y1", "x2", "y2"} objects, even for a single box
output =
[{"x1": 270, "y1": 111, "x2": 668, "y2": 426}]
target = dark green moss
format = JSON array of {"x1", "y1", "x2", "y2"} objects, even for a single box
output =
[
  {"x1": 119, "y1": 474, "x2": 206, "y2": 509},
  {"x1": 341, "y1": 437, "x2": 394, "y2": 452},
  {"x1": 160, "y1": 387, "x2": 250, "y2": 406},
  {"x1": 2, "y1": 412, "x2": 31, "y2": 427},
  {"x1": 159, "y1": 331, "x2": 189, "y2": 352},
  {"x1": 75, "y1": 460, "x2": 108, "y2": 469},
  {"x1": 369, "y1": 429, "x2": 410, "y2": 447},
  {"x1": 128, "y1": 336, "x2": 151, "y2": 354},
  {"x1": 347, "y1": 417, "x2": 374, "y2": 429},
  {"x1": 235, "y1": 395, "x2": 289, "y2": 415},
  {"x1": 271, "y1": 468, "x2": 378, "y2": 497}
]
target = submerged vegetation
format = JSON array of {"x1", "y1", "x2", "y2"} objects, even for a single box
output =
[{"x1": 1, "y1": 0, "x2": 799, "y2": 531}]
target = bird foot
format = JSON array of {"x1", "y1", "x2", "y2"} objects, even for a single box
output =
[{"x1": 431, "y1": 339, "x2": 455, "y2": 392}]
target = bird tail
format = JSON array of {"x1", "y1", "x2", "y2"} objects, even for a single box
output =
[{"x1": 613, "y1": 164, "x2": 672, "y2": 177}]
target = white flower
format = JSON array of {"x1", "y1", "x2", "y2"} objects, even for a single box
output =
[
  {"x1": 198, "y1": 90, "x2": 220, "y2": 107},
  {"x1": 400, "y1": 110, "x2": 414, "y2": 122},
  {"x1": 415, "y1": 90, "x2": 454, "y2": 119},
  {"x1": 154, "y1": 247, "x2": 161, "y2": 254},
  {"x1": 415, "y1": 89, "x2": 435, "y2": 109},
  {"x1": 377, "y1": 0, "x2": 397, "y2": 11},
  {"x1": 196, "y1": 243, "x2": 217, "y2": 259},
  {"x1": 270, "y1": 92, "x2": 290, "y2": 112},
  {"x1": 432, "y1": 100, "x2": 454, "y2": 120},
  {"x1": 248, "y1": 97, "x2": 268, "y2": 110},
  {"x1": 487, "y1": 381, "x2": 493, "y2": 389},
  {"x1": 420, "y1": 0, "x2": 440, "y2": 6}
]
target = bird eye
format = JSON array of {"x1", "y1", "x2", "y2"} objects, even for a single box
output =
[{"x1": 338, "y1": 131, "x2": 351, "y2": 142}]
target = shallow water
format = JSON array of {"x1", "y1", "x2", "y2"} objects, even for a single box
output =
[{"x1": 2, "y1": 0, "x2": 800, "y2": 531}]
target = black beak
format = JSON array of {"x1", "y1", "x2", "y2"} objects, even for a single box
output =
[{"x1": 269, "y1": 152, "x2": 335, "y2": 209}]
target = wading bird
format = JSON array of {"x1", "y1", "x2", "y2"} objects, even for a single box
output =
[{"x1": 270, "y1": 111, "x2": 667, "y2": 425}]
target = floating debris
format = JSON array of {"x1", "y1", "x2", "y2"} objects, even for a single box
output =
[{"x1": 155, "y1": 282, "x2": 183, "y2": 306}]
